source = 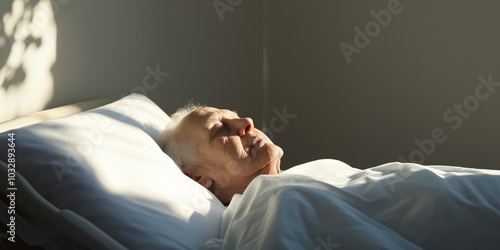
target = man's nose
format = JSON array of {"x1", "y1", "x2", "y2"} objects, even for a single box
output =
[{"x1": 235, "y1": 117, "x2": 253, "y2": 136}]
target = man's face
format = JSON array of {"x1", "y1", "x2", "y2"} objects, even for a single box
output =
[{"x1": 177, "y1": 107, "x2": 283, "y2": 204}]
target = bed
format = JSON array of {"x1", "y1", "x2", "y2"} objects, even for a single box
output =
[{"x1": 0, "y1": 94, "x2": 499, "y2": 249}]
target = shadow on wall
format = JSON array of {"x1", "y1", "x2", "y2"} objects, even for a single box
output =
[{"x1": 0, "y1": 0, "x2": 57, "y2": 122}]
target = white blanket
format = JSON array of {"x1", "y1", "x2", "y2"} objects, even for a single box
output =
[{"x1": 204, "y1": 160, "x2": 500, "y2": 250}]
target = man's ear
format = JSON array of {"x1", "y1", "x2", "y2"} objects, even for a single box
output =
[
  {"x1": 181, "y1": 166, "x2": 213, "y2": 190},
  {"x1": 196, "y1": 176, "x2": 213, "y2": 190}
]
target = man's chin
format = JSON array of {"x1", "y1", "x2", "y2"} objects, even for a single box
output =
[
  {"x1": 266, "y1": 144, "x2": 283, "y2": 171},
  {"x1": 260, "y1": 158, "x2": 281, "y2": 175}
]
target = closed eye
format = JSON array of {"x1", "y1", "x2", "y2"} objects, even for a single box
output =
[{"x1": 217, "y1": 122, "x2": 228, "y2": 135}]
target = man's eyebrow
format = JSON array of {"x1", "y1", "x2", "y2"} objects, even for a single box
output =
[{"x1": 205, "y1": 112, "x2": 218, "y2": 125}]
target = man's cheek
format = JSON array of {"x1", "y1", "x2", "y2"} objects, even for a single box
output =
[
  {"x1": 227, "y1": 160, "x2": 245, "y2": 176},
  {"x1": 213, "y1": 170, "x2": 232, "y2": 188}
]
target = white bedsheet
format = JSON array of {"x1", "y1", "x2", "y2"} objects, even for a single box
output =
[{"x1": 205, "y1": 160, "x2": 500, "y2": 250}]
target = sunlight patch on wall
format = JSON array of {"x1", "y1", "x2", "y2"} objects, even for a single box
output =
[{"x1": 0, "y1": 0, "x2": 56, "y2": 122}]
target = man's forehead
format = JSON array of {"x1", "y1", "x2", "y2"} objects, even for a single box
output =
[{"x1": 186, "y1": 107, "x2": 238, "y2": 128}]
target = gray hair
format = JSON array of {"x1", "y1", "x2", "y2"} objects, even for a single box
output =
[{"x1": 157, "y1": 103, "x2": 206, "y2": 168}]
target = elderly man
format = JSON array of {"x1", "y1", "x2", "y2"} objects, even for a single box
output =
[{"x1": 158, "y1": 104, "x2": 283, "y2": 205}]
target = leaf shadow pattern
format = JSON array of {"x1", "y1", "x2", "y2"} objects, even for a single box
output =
[{"x1": 1, "y1": 0, "x2": 46, "y2": 91}]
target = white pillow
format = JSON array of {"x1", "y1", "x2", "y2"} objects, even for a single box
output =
[{"x1": 0, "y1": 94, "x2": 225, "y2": 249}]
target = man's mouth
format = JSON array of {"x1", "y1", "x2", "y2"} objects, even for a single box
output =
[{"x1": 249, "y1": 137, "x2": 262, "y2": 156}]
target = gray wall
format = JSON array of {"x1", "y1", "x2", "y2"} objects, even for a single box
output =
[
  {"x1": 1, "y1": 0, "x2": 499, "y2": 170},
  {"x1": 1, "y1": 0, "x2": 266, "y2": 125},
  {"x1": 51, "y1": 0, "x2": 265, "y2": 123},
  {"x1": 267, "y1": 0, "x2": 500, "y2": 170}
]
